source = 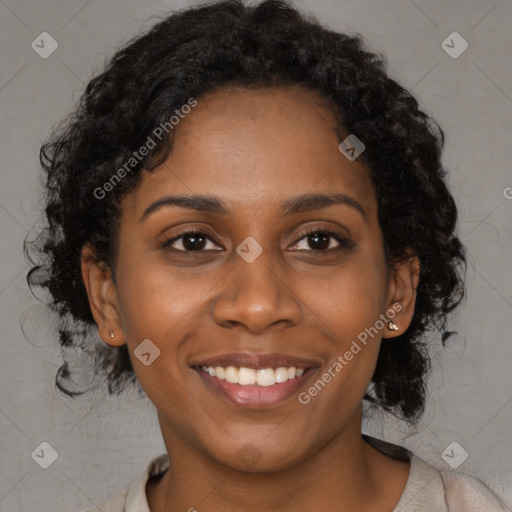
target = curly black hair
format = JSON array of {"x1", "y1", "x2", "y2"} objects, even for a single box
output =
[{"x1": 25, "y1": 0, "x2": 466, "y2": 423}]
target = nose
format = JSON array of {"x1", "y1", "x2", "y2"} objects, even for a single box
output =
[{"x1": 213, "y1": 248, "x2": 303, "y2": 334}]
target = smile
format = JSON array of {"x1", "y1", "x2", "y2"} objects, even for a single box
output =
[
  {"x1": 197, "y1": 365, "x2": 306, "y2": 386},
  {"x1": 193, "y1": 365, "x2": 317, "y2": 407},
  {"x1": 191, "y1": 352, "x2": 320, "y2": 407}
]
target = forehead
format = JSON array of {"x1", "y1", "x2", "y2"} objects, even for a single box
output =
[{"x1": 124, "y1": 85, "x2": 377, "y2": 220}]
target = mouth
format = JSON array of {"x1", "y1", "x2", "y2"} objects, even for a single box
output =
[
  {"x1": 195, "y1": 365, "x2": 308, "y2": 385},
  {"x1": 190, "y1": 353, "x2": 320, "y2": 408}
]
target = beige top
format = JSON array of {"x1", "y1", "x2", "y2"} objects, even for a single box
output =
[{"x1": 81, "y1": 451, "x2": 510, "y2": 512}]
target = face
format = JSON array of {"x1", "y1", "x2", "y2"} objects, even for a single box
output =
[{"x1": 82, "y1": 85, "x2": 419, "y2": 472}]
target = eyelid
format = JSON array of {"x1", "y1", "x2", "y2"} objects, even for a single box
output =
[
  {"x1": 289, "y1": 225, "x2": 352, "y2": 251},
  {"x1": 162, "y1": 226, "x2": 223, "y2": 251}
]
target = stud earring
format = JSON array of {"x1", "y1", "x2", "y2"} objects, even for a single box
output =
[
  {"x1": 387, "y1": 321, "x2": 399, "y2": 331},
  {"x1": 109, "y1": 330, "x2": 115, "y2": 339}
]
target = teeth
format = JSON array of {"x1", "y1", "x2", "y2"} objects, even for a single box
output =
[
  {"x1": 238, "y1": 367, "x2": 256, "y2": 385},
  {"x1": 225, "y1": 366, "x2": 238, "y2": 383},
  {"x1": 199, "y1": 365, "x2": 308, "y2": 386},
  {"x1": 274, "y1": 367, "x2": 289, "y2": 383},
  {"x1": 256, "y1": 368, "x2": 275, "y2": 386}
]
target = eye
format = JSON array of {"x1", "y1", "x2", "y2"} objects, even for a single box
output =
[
  {"x1": 290, "y1": 228, "x2": 352, "y2": 252},
  {"x1": 162, "y1": 229, "x2": 222, "y2": 252},
  {"x1": 161, "y1": 227, "x2": 353, "y2": 254}
]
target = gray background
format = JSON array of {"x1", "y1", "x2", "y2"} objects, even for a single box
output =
[{"x1": 1, "y1": 0, "x2": 511, "y2": 510}]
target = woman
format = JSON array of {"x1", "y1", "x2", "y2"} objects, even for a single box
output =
[{"x1": 26, "y1": 0, "x2": 509, "y2": 510}]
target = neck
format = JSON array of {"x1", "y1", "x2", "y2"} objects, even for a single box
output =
[{"x1": 147, "y1": 408, "x2": 410, "y2": 512}]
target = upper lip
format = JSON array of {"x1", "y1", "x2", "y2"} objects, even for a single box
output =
[{"x1": 191, "y1": 352, "x2": 321, "y2": 370}]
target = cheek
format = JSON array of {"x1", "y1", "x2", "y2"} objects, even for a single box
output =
[
  {"x1": 112, "y1": 251, "x2": 228, "y2": 403},
  {"x1": 114, "y1": 251, "x2": 219, "y2": 341},
  {"x1": 294, "y1": 252, "x2": 386, "y2": 389},
  {"x1": 298, "y1": 254, "x2": 387, "y2": 334},
  {"x1": 113, "y1": 256, "x2": 203, "y2": 411}
]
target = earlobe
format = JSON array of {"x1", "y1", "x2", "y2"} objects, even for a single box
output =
[
  {"x1": 80, "y1": 243, "x2": 125, "y2": 346},
  {"x1": 384, "y1": 249, "x2": 421, "y2": 338}
]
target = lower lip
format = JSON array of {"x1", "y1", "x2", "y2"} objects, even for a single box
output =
[{"x1": 194, "y1": 368, "x2": 316, "y2": 408}]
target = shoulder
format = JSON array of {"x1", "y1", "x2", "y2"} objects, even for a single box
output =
[
  {"x1": 440, "y1": 468, "x2": 511, "y2": 512},
  {"x1": 80, "y1": 488, "x2": 128, "y2": 512},
  {"x1": 363, "y1": 435, "x2": 510, "y2": 512},
  {"x1": 393, "y1": 453, "x2": 510, "y2": 512},
  {"x1": 78, "y1": 453, "x2": 170, "y2": 512}
]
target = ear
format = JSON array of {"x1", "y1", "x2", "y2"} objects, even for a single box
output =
[
  {"x1": 383, "y1": 248, "x2": 420, "y2": 339},
  {"x1": 80, "y1": 243, "x2": 125, "y2": 346}
]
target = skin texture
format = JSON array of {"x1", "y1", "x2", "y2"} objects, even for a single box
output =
[{"x1": 81, "y1": 85, "x2": 420, "y2": 511}]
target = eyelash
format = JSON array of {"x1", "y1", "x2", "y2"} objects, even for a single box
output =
[{"x1": 161, "y1": 226, "x2": 353, "y2": 254}]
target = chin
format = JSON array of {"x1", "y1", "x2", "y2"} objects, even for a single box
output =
[{"x1": 205, "y1": 437, "x2": 310, "y2": 473}]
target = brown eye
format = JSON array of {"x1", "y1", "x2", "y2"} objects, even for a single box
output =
[
  {"x1": 291, "y1": 229, "x2": 351, "y2": 252},
  {"x1": 162, "y1": 230, "x2": 221, "y2": 252},
  {"x1": 306, "y1": 232, "x2": 331, "y2": 250}
]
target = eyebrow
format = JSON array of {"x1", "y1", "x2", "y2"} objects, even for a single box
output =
[{"x1": 139, "y1": 192, "x2": 367, "y2": 222}]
